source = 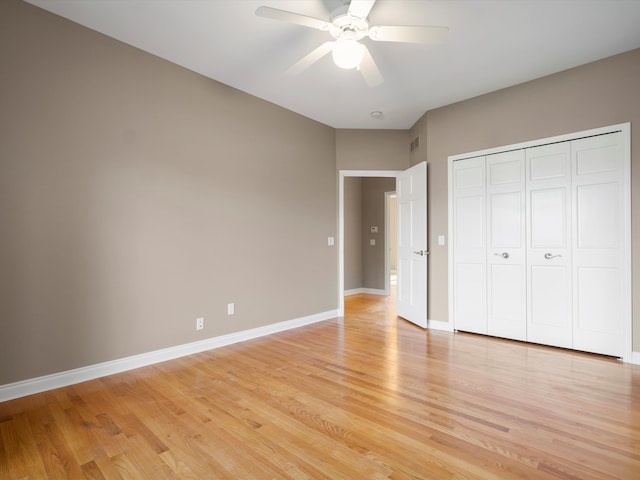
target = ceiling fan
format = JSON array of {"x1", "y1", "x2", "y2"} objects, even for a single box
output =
[{"x1": 255, "y1": 0, "x2": 448, "y2": 86}]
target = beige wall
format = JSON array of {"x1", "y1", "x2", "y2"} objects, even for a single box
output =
[
  {"x1": 0, "y1": 0, "x2": 337, "y2": 385},
  {"x1": 344, "y1": 177, "x2": 363, "y2": 291},
  {"x1": 412, "y1": 49, "x2": 640, "y2": 350},
  {"x1": 336, "y1": 130, "x2": 410, "y2": 171}
]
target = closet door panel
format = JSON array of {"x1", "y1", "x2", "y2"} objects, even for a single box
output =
[
  {"x1": 454, "y1": 263, "x2": 486, "y2": 333},
  {"x1": 572, "y1": 133, "x2": 624, "y2": 356},
  {"x1": 452, "y1": 157, "x2": 487, "y2": 334},
  {"x1": 526, "y1": 143, "x2": 572, "y2": 349},
  {"x1": 486, "y1": 151, "x2": 526, "y2": 341},
  {"x1": 529, "y1": 265, "x2": 571, "y2": 345},
  {"x1": 530, "y1": 188, "x2": 567, "y2": 247}
]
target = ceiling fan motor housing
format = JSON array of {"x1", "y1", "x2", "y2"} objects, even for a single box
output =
[{"x1": 329, "y1": 5, "x2": 369, "y2": 41}]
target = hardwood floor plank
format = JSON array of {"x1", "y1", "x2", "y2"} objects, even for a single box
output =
[
  {"x1": 80, "y1": 460, "x2": 106, "y2": 480},
  {"x1": 1, "y1": 292, "x2": 639, "y2": 478}
]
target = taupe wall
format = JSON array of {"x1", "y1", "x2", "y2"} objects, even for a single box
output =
[
  {"x1": 0, "y1": 0, "x2": 337, "y2": 385},
  {"x1": 411, "y1": 48, "x2": 640, "y2": 349},
  {"x1": 344, "y1": 177, "x2": 363, "y2": 291},
  {"x1": 362, "y1": 177, "x2": 396, "y2": 290},
  {"x1": 336, "y1": 130, "x2": 410, "y2": 171}
]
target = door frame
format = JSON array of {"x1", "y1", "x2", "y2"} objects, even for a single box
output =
[
  {"x1": 338, "y1": 170, "x2": 401, "y2": 315},
  {"x1": 447, "y1": 122, "x2": 632, "y2": 362},
  {"x1": 384, "y1": 191, "x2": 397, "y2": 297}
]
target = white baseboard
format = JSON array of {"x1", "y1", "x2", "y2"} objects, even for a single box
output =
[
  {"x1": 428, "y1": 319, "x2": 454, "y2": 332},
  {"x1": 631, "y1": 351, "x2": 640, "y2": 365},
  {"x1": 344, "y1": 288, "x2": 364, "y2": 296},
  {"x1": 0, "y1": 309, "x2": 339, "y2": 403},
  {"x1": 344, "y1": 288, "x2": 387, "y2": 296},
  {"x1": 363, "y1": 288, "x2": 386, "y2": 295}
]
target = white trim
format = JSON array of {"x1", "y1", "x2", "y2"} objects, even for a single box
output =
[
  {"x1": 384, "y1": 191, "x2": 397, "y2": 297},
  {"x1": 620, "y1": 123, "x2": 633, "y2": 363},
  {"x1": 448, "y1": 123, "x2": 633, "y2": 362},
  {"x1": 362, "y1": 288, "x2": 386, "y2": 295},
  {"x1": 448, "y1": 123, "x2": 629, "y2": 162},
  {"x1": 447, "y1": 149, "x2": 455, "y2": 343},
  {"x1": 344, "y1": 288, "x2": 365, "y2": 296},
  {"x1": 344, "y1": 288, "x2": 387, "y2": 296},
  {"x1": 338, "y1": 169, "x2": 401, "y2": 315},
  {"x1": 0, "y1": 309, "x2": 338, "y2": 402},
  {"x1": 631, "y1": 352, "x2": 640, "y2": 366},
  {"x1": 428, "y1": 319, "x2": 454, "y2": 332}
]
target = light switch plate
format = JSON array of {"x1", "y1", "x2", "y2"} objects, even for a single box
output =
[
  {"x1": 438, "y1": 235, "x2": 445, "y2": 246},
  {"x1": 328, "y1": 236, "x2": 334, "y2": 246},
  {"x1": 370, "y1": 239, "x2": 376, "y2": 246},
  {"x1": 370, "y1": 226, "x2": 379, "y2": 233}
]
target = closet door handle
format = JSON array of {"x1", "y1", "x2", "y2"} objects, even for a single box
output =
[
  {"x1": 494, "y1": 252, "x2": 509, "y2": 259},
  {"x1": 544, "y1": 253, "x2": 562, "y2": 260}
]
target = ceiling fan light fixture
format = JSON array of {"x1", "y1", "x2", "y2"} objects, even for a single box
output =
[{"x1": 331, "y1": 37, "x2": 364, "y2": 69}]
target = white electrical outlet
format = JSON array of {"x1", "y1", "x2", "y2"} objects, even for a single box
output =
[
  {"x1": 227, "y1": 303, "x2": 235, "y2": 315},
  {"x1": 196, "y1": 317, "x2": 204, "y2": 331}
]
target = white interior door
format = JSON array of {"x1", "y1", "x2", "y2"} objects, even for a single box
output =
[
  {"x1": 486, "y1": 150, "x2": 526, "y2": 341},
  {"x1": 452, "y1": 157, "x2": 487, "y2": 334},
  {"x1": 526, "y1": 142, "x2": 573, "y2": 349},
  {"x1": 396, "y1": 162, "x2": 427, "y2": 328},
  {"x1": 571, "y1": 133, "x2": 625, "y2": 356}
]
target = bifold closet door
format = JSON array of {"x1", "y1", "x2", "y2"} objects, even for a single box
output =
[
  {"x1": 452, "y1": 157, "x2": 486, "y2": 334},
  {"x1": 486, "y1": 151, "x2": 526, "y2": 341},
  {"x1": 572, "y1": 133, "x2": 625, "y2": 357},
  {"x1": 526, "y1": 142, "x2": 573, "y2": 349}
]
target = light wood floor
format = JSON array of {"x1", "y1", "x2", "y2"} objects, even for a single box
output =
[{"x1": 1, "y1": 293, "x2": 639, "y2": 479}]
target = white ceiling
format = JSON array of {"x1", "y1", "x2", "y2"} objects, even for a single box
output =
[{"x1": 26, "y1": 0, "x2": 640, "y2": 129}]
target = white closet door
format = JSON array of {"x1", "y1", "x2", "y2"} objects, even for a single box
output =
[
  {"x1": 571, "y1": 133, "x2": 624, "y2": 356},
  {"x1": 486, "y1": 150, "x2": 526, "y2": 341},
  {"x1": 452, "y1": 157, "x2": 486, "y2": 334},
  {"x1": 526, "y1": 143, "x2": 573, "y2": 349}
]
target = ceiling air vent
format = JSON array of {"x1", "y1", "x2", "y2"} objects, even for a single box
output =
[{"x1": 410, "y1": 136, "x2": 420, "y2": 152}]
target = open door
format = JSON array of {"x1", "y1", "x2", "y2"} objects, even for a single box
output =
[{"x1": 396, "y1": 162, "x2": 428, "y2": 328}]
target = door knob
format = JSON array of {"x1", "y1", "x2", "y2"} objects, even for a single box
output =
[
  {"x1": 494, "y1": 252, "x2": 509, "y2": 259},
  {"x1": 544, "y1": 253, "x2": 562, "y2": 260}
]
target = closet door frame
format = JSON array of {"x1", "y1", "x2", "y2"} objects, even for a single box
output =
[{"x1": 447, "y1": 123, "x2": 631, "y2": 362}]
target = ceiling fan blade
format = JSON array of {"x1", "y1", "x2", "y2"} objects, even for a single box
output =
[
  {"x1": 286, "y1": 42, "x2": 334, "y2": 76},
  {"x1": 358, "y1": 45, "x2": 383, "y2": 87},
  {"x1": 369, "y1": 25, "x2": 449, "y2": 44},
  {"x1": 255, "y1": 6, "x2": 330, "y2": 31},
  {"x1": 348, "y1": 0, "x2": 376, "y2": 19}
]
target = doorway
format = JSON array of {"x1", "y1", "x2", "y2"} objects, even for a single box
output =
[
  {"x1": 339, "y1": 163, "x2": 428, "y2": 327},
  {"x1": 338, "y1": 170, "x2": 401, "y2": 315}
]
